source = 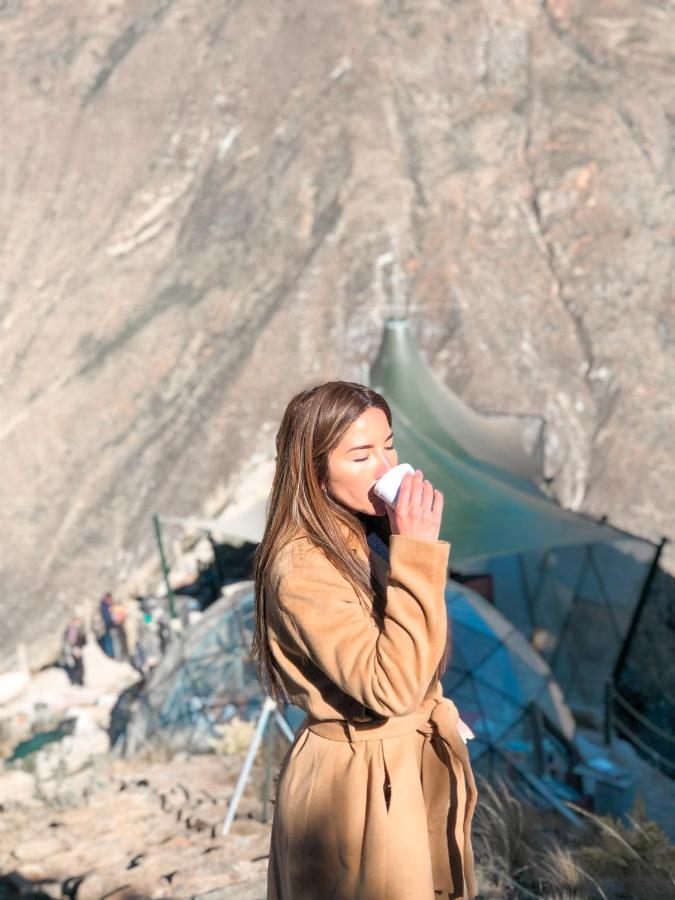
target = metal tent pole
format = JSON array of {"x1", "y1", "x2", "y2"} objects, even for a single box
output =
[
  {"x1": 222, "y1": 695, "x2": 295, "y2": 835},
  {"x1": 612, "y1": 536, "x2": 667, "y2": 683}
]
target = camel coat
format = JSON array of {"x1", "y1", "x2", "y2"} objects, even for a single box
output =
[{"x1": 265, "y1": 524, "x2": 478, "y2": 900}]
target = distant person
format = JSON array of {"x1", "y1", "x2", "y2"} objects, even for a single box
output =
[
  {"x1": 97, "y1": 592, "x2": 116, "y2": 658},
  {"x1": 96, "y1": 592, "x2": 129, "y2": 660},
  {"x1": 110, "y1": 599, "x2": 130, "y2": 661},
  {"x1": 157, "y1": 610, "x2": 171, "y2": 655},
  {"x1": 61, "y1": 613, "x2": 86, "y2": 686}
]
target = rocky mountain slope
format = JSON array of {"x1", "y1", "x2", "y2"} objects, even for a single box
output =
[{"x1": 2, "y1": 0, "x2": 674, "y2": 663}]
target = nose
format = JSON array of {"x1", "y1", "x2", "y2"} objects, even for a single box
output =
[{"x1": 374, "y1": 457, "x2": 393, "y2": 481}]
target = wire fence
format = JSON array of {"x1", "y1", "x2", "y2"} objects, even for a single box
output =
[{"x1": 605, "y1": 680, "x2": 675, "y2": 777}]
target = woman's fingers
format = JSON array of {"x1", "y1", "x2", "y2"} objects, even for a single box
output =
[
  {"x1": 397, "y1": 472, "x2": 413, "y2": 508},
  {"x1": 390, "y1": 469, "x2": 443, "y2": 542},
  {"x1": 410, "y1": 469, "x2": 424, "y2": 506},
  {"x1": 421, "y1": 479, "x2": 434, "y2": 513}
]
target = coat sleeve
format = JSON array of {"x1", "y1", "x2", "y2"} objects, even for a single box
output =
[{"x1": 274, "y1": 534, "x2": 450, "y2": 717}]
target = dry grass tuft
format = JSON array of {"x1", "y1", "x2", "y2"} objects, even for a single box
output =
[
  {"x1": 208, "y1": 715, "x2": 256, "y2": 756},
  {"x1": 472, "y1": 776, "x2": 551, "y2": 898},
  {"x1": 472, "y1": 777, "x2": 675, "y2": 899},
  {"x1": 569, "y1": 796, "x2": 675, "y2": 899}
]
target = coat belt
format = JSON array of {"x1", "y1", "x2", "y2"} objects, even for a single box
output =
[{"x1": 301, "y1": 696, "x2": 478, "y2": 899}]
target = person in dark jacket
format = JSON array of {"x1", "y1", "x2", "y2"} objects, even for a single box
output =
[{"x1": 98, "y1": 592, "x2": 116, "y2": 658}]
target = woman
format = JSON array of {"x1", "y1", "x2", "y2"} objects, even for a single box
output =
[{"x1": 252, "y1": 381, "x2": 478, "y2": 900}]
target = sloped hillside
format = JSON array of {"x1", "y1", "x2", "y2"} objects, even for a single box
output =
[{"x1": 2, "y1": 0, "x2": 674, "y2": 663}]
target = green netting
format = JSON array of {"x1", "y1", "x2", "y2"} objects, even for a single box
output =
[
  {"x1": 370, "y1": 319, "x2": 658, "y2": 711},
  {"x1": 388, "y1": 399, "x2": 628, "y2": 560},
  {"x1": 370, "y1": 318, "x2": 546, "y2": 490}
]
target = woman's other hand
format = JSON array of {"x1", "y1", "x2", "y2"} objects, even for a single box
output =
[{"x1": 386, "y1": 469, "x2": 443, "y2": 544}]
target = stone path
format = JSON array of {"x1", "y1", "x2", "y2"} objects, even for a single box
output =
[{"x1": 0, "y1": 753, "x2": 273, "y2": 899}]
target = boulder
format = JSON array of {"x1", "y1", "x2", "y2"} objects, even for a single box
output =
[
  {"x1": 34, "y1": 729, "x2": 109, "y2": 782},
  {"x1": 0, "y1": 770, "x2": 35, "y2": 805},
  {"x1": 82, "y1": 642, "x2": 139, "y2": 693}
]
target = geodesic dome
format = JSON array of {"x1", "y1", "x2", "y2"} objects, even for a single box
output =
[
  {"x1": 115, "y1": 576, "x2": 576, "y2": 785},
  {"x1": 442, "y1": 580, "x2": 576, "y2": 786},
  {"x1": 112, "y1": 583, "x2": 262, "y2": 756}
]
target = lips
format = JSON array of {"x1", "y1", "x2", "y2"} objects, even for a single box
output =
[{"x1": 370, "y1": 490, "x2": 386, "y2": 510}]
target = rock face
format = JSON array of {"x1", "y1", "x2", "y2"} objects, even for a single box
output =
[{"x1": 2, "y1": 0, "x2": 674, "y2": 662}]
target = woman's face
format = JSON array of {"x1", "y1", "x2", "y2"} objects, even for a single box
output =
[{"x1": 325, "y1": 407, "x2": 398, "y2": 516}]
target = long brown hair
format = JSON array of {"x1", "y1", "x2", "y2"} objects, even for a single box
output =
[{"x1": 251, "y1": 380, "x2": 449, "y2": 702}]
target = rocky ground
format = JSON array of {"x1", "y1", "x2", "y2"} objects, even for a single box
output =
[
  {"x1": 3, "y1": 725, "x2": 675, "y2": 900},
  {"x1": 0, "y1": 642, "x2": 274, "y2": 900},
  {"x1": 1, "y1": 753, "x2": 272, "y2": 900}
]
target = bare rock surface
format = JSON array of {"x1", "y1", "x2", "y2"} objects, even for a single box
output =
[
  {"x1": 0, "y1": 770, "x2": 35, "y2": 806},
  {"x1": 1, "y1": 0, "x2": 674, "y2": 663}
]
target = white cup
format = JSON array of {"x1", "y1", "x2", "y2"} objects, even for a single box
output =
[{"x1": 373, "y1": 463, "x2": 415, "y2": 508}]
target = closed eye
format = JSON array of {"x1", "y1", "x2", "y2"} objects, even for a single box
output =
[{"x1": 354, "y1": 446, "x2": 395, "y2": 462}]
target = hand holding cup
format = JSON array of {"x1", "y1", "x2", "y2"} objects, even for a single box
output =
[{"x1": 375, "y1": 465, "x2": 443, "y2": 544}]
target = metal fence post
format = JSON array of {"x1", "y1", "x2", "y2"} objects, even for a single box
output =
[{"x1": 604, "y1": 679, "x2": 614, "y2": 746}]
